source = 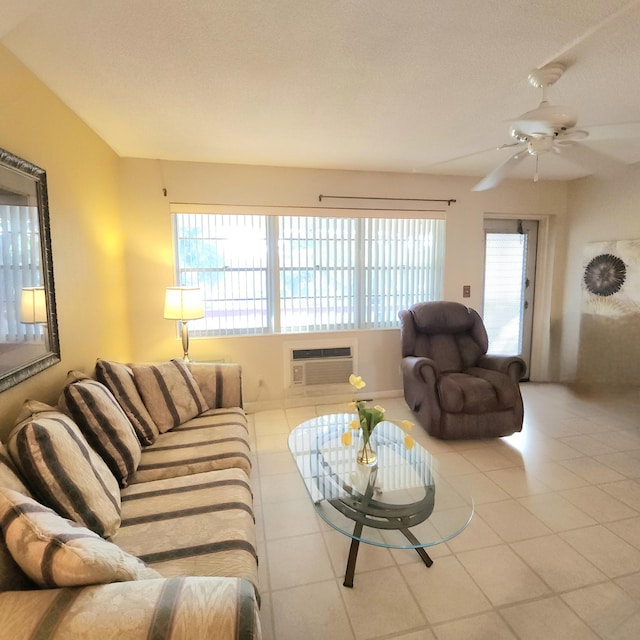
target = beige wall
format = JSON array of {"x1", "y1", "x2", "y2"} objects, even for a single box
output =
[
  {"x1": 562, "y1": 164, "x2": 640, "y2": 385},
  {"x1": 0, "y1": 43, "x2": 578, "y2": 431},
  {"x1": 0, "y1": 47, "x2": 129, "y2": 437},
  {"x1": 119, "y1": 158, "x2": 569, "y2": 407}
]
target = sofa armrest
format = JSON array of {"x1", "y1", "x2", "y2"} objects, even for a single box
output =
[
  {"x1": 477, "y1": 354, "x2": 526, "y2": 381},
  {"x1": 189, "y1": 362, "x2": 244, "y2": 409},
  {"x1": 0, "y1": 577, "x2": 260, "y2": 640}
]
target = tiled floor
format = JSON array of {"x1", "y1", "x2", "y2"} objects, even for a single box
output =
[{"x1": 247, "y1": 383, "x2": 640, "y2": 639}]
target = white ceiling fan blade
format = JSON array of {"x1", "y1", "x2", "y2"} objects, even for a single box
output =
[
  {"x1": 582, "y1": 122, "x2": 640, "y2": 141},
  {"x1": 472, "y1": 149, "x2": 530, "y2": 191},
  {"x1": 553, "y1": 141, "x2": 627, "y2": 178}
]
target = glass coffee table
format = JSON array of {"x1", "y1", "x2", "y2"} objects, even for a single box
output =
[{"x1": 288, "y1": 414, "x2": 474, "y2": 587}]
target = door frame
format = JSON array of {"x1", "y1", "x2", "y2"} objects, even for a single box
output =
[{"x1": 482, "y1": 213, "x2": 552, "y2": 382}]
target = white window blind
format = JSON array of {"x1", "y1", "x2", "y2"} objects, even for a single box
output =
[
  {"x1": 0, "y1": 205, "x2": 42, "y2": 341},
  {"x1": 174, "y1": 212, "x2": 444, "y2": 336}
]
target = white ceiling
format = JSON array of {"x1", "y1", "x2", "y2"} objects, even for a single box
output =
[{"x1": 2, "y1": 0, "x2": 640, "y2": 184}]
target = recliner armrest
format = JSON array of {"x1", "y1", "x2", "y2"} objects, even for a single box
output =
[
  {"x1": 477, "y1": 354, "x2": 526, "y2": 381},
  {"x1": 401, "y1": 355, "x2": 441, "y2": 382}
]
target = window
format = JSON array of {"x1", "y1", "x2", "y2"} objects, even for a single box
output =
[
  {"x1": 174, "y1": 212, "x2": 444, "y2": 335},
  {"x1": 0, "y1": 203, "x2": 42, "y2": 342}
]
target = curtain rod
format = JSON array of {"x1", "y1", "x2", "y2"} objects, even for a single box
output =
[{"x1": 318, "y1": 194, "x2": 456, "y2": 206}]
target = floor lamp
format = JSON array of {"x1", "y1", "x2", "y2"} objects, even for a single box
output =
[{"x1": 164, "y1": 286, "x2": 204, "y2": 362}]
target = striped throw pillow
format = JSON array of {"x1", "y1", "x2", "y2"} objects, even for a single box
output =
[
  {"x1": 7, "y1": 409, "x2": 122, "y2": 538},
  {"x1": 0, "y1": 442, "x2": 31, "y2": 496},
  {"x1": 0, "y1": 488, "x2": 160, "y2": 588},
  {"x1": 132, "y1": 359, "x2": 209, "y2": 433},
  {"x1": 95, "y1": 359, "x2": 159, "y2": 445},
  {"x1": 63, "y1": 379, "x2": 142, "y2": 487}
]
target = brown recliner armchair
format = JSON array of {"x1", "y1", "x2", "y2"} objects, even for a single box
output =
[{"x1": 399, "y1": 301, "x2": 526, "y2": 440}]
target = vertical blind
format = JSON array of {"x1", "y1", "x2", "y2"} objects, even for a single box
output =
[
  {"x1": 174, "y1": 212, "x2": 444, "y2": 336},
  {"x1": 0, "y1": 205, "x2": 41, "y2": 341}
]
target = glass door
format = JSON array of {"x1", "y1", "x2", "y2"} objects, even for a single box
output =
[{"x1": 482, "y1": 219, "x2": 538, "y2": 379}]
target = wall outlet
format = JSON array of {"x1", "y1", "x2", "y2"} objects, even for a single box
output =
[{"x1": 463, "y1": 285, "x2": 471, "y2": 298}]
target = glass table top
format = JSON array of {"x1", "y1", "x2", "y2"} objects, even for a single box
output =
[{"x1": 288, "y1": 413, "x2": 474, "y2": 550}]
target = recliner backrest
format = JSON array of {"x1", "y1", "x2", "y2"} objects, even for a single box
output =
[{"x1": 402, "y1": 302, "x2": 488, "y2": 372}]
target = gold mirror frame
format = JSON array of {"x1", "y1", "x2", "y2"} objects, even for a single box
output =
[{"x1": 0, "y1": 147, "x2": 60, "y2": 392}]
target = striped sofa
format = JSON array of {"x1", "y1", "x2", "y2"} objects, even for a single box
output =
[{"x1": 0, "y1": 360, "x2": 260, "y2": 639}]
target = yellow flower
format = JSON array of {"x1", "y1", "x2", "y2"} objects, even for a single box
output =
[
  {"x1": 349, "y1": 419, "x2": 361, "y2": 430},
  {"x1": 400, "y1": 420, "x2": 414, "y2": 432},
  {"x1": 349, "y1": 374, "x2": 366, "y2": 390},
  {"x1": 341, "y1": 431, "x2": 352, "y2": 446},
  {"x1": 404, "y1": 435, "x2": 415, "y2": 450}
]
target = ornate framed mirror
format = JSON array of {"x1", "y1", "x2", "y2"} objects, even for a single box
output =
[{"x1": 0, "y1": 147, "x2": 60, "y2": 392}]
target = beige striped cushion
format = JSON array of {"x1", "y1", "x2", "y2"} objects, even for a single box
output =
[
  {"x1": 0, "y1": 444, "x2": 35, "y2": 593},
  {"x1": 132, "y1": 359, "x2": 209, "y2": 433},
  {"x1": 95, "y1": 359, "x2": 159, "y2": 445},
  {"x1": 7, "y1": 409, "x2": 121, "y2": 538},
  {"x1": 115, "y1": 468, "x2": 259, "y2": 599},
  {"x1": 0, "y1": 488, "x2": 160, "y2": 588},
  {"x1": 0, "y1": 576, "x2": 261, "y2": 639},
  {"x1": 63, "y1": 379, "x2": 142, "y2": 487},
  {"x1": 188, "y1": 362, "x2": 243, "y2": 409},
  {"x1": 0, "y1": 442, "x2": 31, "y2": 496},
  {"x1": 131, "y1": 407, "x2": 251, "y2": 483}
]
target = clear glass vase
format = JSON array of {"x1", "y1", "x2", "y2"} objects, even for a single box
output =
[{"x1": 357, "y1": 439, "x2": 377, "y2": 466}]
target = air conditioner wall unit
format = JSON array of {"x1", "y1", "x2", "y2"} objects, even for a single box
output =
[{"x1": 289, "y1": 345, "x2": 354, "y2": 387}]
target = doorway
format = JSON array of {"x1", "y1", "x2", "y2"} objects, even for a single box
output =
[{"x1": 482, "y1": 219, "x2": 538, "y2": 379}]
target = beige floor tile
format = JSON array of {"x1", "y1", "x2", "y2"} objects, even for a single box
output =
[
  {"x1": 433, "y1": 611, "x2": 517, "y2": 640},
  {"x1": 254, "y1": 409, "x2": 290, "y2": 434},
  {"x1": 341, "y1": 566, "x2": 426, "y2": 639},
  {"x1": 322, "y1": 528, "x2": 396, "y2": 577},
  {"x1": 392, "y1": 630, "x2": 436, "y2": 640},
  {"x1": 511, "y1": 534, "x2": 606, "y2": 591},
  {"x1": 561, "y1": 581, "x2": 640, "y2": 639},
  {"x1": 257, "y1": 450, "x2": 298, "y2": 476},
  {"x1": 431, "y1": 452, "x2": 479, "y2": 477},
  {"x1": 258, "y1": 591, "x2": 275, "y2": 640},
  {"x1": 615, "y1": 572, "x2": 640, "y2": 602},
  {"x1": 559, "y1": 434, "x2": 619, "y2": 456},
  {"x1": 501, "y1": 596, "x2": 599, "y2": 639},
  {"x1": 561, "y1": 525, "x2": 640, "y2": 578},
  {"x1": 594, "y1": 452, "x2": 640, "y2": 479},
  {"x1": 607, "y1": 517, "x2": 640, "y2": 549},
  {"x1": 559, "y1": 456, "x2": 626, "y2": 484},
  {"x1": 526, "y1": 460, "x2": 590, "y2": 490},
  {"x1": 259, "y1": 471, "x2": 309, "y2": 504},
  {"x1": 262, "y1": 497, "x2": 320, "y2": 540},
  {"x1": 446, "y1": 514, "x2": 503, "y2": 553},
  {"x1": 251, "y1": 387, "x2": 640, "y2": 639},
  {"x1": 460, "y1": 447, "x2": 515, "y2": 471},
  {"x1": 475, "y1": 499, "x2": 552, "y2": 542},
  {"x1": 457, "y1": 544, "x2": 550, "y2": 606},
  {"x1": 447, "y1": 472, "x2": 510, "y2": 505},
  {"x1": 484, "y1": 467, "x2": 551, "y2": 498},
  {"x1": 600, "y1": 480, "x2": 640, "y2": 512},
  {"x1": 256, "y1": 432, "x2": 290, "y2": 452},
  {"x1": 267, "y1": 533, "x2": 335, "y2": 590},
  {"x1": 518, "y1": 492, "x2": 596, "y2": 531},
  {"x1": 559, "y1": 486, "x2": 638, "y2": 523},
  {"x1": 401, "y1": 555, "x2": 491, "y2": 624},
  {"x1": 271, "y1": 580, "x2": 354, "y2": 640}
]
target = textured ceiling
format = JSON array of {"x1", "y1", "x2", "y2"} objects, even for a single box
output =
[{"x1": 2, "y1": 0, "x2": 640, "y2": 184}]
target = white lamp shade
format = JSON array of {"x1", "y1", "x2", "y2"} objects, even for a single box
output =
[
  {"x1": 164, "y1": 287, "x2": 204, "y2": 321},
  {"x1": 21, "y1": 287, "x2": 47, "y2": 324}
]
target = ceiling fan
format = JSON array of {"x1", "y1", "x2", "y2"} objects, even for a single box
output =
[{"x1": 473, "y1": 62, "x2": 633, "y2": 191}]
